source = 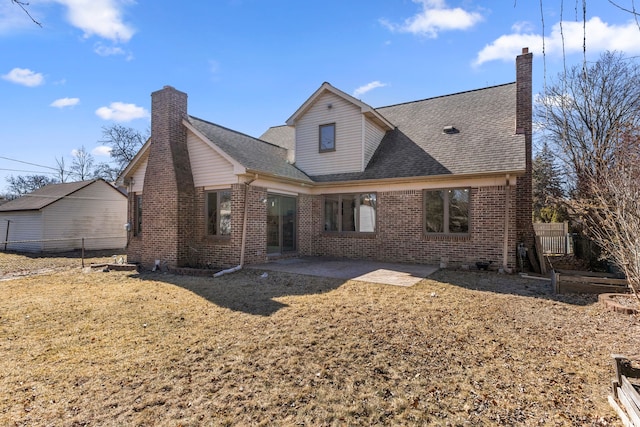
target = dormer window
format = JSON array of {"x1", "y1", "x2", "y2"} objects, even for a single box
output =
[{"x1": 319, "y1": 123, "x2": 336, "y2": 152}]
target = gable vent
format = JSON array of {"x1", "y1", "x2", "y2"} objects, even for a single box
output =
[{"x1": 443, "y1": 125, "x2": 459, "y2": 134}]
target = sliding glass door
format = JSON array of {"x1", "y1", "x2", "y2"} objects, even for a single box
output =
[{"x1": 266, "y1": 195, "x2": 296, "y2": 254}]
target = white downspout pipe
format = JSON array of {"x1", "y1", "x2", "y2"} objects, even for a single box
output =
[{"x1": 214, "y1": 175, "x2": 256, "y2": 278}]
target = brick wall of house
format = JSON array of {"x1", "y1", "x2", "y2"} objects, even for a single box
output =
[
  {"x1": 177, "y1": 184, "x2": 269, "y2": 269},
  {"x1": 304, "y1": 186, "x2": 518, "y2": 269}
]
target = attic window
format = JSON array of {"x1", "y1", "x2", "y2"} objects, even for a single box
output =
[{"x1": 443, "y1": 125, "x2": 459, "y2": 134}]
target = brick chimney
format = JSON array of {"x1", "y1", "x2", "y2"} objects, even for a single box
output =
[
  {"x1": 141, "y1": 86, "x2": 195, "y2": 269},
  {"x1": 515, "y1": 48, "x2": 534, "y2": 251}
]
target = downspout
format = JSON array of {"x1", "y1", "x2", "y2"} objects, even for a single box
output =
[
  {"x1": 214, "y1": 175, "x2": 256, "y2": 277},
  {"x1": 503, "y1": 174, "x2": 511, "y2": 272}
]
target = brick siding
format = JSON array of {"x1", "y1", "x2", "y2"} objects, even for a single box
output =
[{"x1": 303, "y1": 187, "x2": 518, "y2": 269}]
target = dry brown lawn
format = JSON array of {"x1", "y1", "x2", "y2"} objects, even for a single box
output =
[{"x1": 1, "y1": 255, "x2": 639, "y2": 426}]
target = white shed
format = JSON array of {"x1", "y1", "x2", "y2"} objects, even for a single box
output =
[{"x1": 0, "y1": 179, "x2": 127, "y2": 252}]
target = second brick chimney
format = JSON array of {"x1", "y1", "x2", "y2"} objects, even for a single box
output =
[{"x1": 515, "y1": 47, "x2": 534, "y2": 250}]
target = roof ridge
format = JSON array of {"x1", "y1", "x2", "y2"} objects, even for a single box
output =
[
  {"x1": 376, "y1": 81, "x2": 516, "y2": 110},
  {"x1": 189, "y1": 115, "x2": 285, "y2": 150}
]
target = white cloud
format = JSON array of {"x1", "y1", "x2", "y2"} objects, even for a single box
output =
[
  {"x1": 2, "y1": 67, "x2": 44, "y2": 87},
  {"x1": 95, "y1": 102, "x2": 149, "y2": 122},
  {"x1": 92, "y1": 145, "x2": 112, "y2": 157},
  {"x1": 94, "y1": 43, "x2": 125, "y2": 56},
  {"x1": 353, "y1": 81, "x2": 387, "y2": 98},
  {"x1": 50, "y1": 97, "x2": 80, "y2": 108},
  {"x1": 53, "y1": 0, "x2": 135, "y2": 43},
  {"x1": 474, "y1": 17, "x2": 640, "y2": 66},
  {"x1": 381, "y1": 0, "x2": 483, "y2": 38}
]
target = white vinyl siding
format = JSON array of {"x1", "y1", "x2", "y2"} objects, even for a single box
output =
[
  {"x1": 187, "y1": 130, "x2": 236, "y2": 187},
  {"x1": 41, "y1": 181, "x2": 127, "y2": 251},
  {"x1": 0, "y1": 212, "x2": 43, "y2": 252},
  {"x1": 295, "y1": 92, "x2": 363, "y2": 176},
  {"x1": 364, "y1": 119, "x2": 386, "y2": 167},
  {"x1": 130, "y1": 157, "x2": 147, "y2": 193}
]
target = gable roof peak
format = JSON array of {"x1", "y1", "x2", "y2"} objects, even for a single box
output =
[{"x1": 286, "y1": 82, "x2": 394, "y2": 130}]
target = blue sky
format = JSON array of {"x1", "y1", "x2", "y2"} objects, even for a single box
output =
[{"x1": 2, "y1": 0, "x2": 640, "y2": 193}]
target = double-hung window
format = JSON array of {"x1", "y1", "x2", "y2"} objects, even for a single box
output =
[
  {"x1": 319, "y1": 123, "x2": 336, "y2": 152},
  {"x1": 206, "y1": 190, "x2": 231, "y2": 236},
  {"x1": 324, "y1": 193, "x2": 376, "y2": 233},
  {"x1": 424, "y1": 188, "x2": 469, "y2": 234}
]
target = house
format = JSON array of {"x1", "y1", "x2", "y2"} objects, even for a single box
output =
[
  {"x1": 0, "y1": 179, "x2": 128, "y2": 252},
  {"x1": 119, "y1": 48, "x2": 533, "y2": 272}
]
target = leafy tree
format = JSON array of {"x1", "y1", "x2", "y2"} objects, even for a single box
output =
[
  {"x1": 99, "y1": 124, "x2": 147, "y2": 174},
  {"x1": 532, "y1": 141, "x2": 566, "y2": 222},
  {"x1": 5, "y1": 174, "x2": 56, "y2": 197}
]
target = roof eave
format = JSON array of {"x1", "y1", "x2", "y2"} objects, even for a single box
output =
[
  {"x1": 116, "y1": 138, "x2": 151, "y2": 186},
  {"x1": 310, "y1": 169, "x2": 527, "y2": 188}
]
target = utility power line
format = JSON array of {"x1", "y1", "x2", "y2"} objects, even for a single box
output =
[{"x1": 0, "y1": 156, "x2": 58, "y2": 171}]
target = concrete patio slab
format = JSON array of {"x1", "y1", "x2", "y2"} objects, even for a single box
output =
[{"x1": 248, "y1": 257, "x2": 439, "y2": 287}]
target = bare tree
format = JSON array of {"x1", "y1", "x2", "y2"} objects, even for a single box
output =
[
  {"x1": 92, "y1": 162, "x2": 120, "y2": 182},
  {"x1": 99, "y1": 124, "x2": 147, "y2": 174},
  {"x1": 573, "y1": 131, "x2": 640, "y2": 300},
  {"x1": 69, "y1": 146, "x2": 94, "y2": 181},
  {"x1": 535, "y1": 51, "x2": 640, "y2": 197},
  {"x1": 5, "y1": 174, "x2": 55, "y2": 197},
  {"x1": 10, "y1": 0, "x2": 41, "y2": 27},
  {"x1": 54, "y1": 156, "x2": 68, "y2": 183}
]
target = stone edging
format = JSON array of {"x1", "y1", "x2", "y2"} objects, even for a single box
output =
[{"x1": 599, "y1": 293, "x2": 639, "y2": 315}]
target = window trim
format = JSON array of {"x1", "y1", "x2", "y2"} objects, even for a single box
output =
[
  {"x1": 205, "y1": 189, "x2": 232, "y2": 238},
  {"x1": 319, "y1": 123, "x2": 336, "y2": 153},
  {"x1": 134, "y1": 194, "x2": 142, "y2": 236},
  {"x1": 423, "y1": 188, "x2": 470, "y2": 236},
  {"x1": 323, "y1": 193, "x2": 377, "y2": 234}
]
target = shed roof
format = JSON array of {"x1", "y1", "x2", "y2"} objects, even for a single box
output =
[{"x1": 0, "y1": 179, "x2": 122, "y2": 212}]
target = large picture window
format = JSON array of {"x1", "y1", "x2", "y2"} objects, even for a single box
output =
[
  {"x1": 324, "y1": 193, "x2": 376, "y2": 233},
  {"x1": 424, "y1": 188, "x2": 469, "y2": 234},
  {"x1": 206, "y1": 190, "x2": 231, "y2": 236}
]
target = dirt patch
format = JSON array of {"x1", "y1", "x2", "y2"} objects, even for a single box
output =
[
  {"x1": 0, "y1": 250, "x2": 124, "y2": 280},
  {"x1": 0, "y1": 266, "x2": 638, "y2": 425}
]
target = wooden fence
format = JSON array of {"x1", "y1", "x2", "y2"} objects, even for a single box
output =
[{"x1": 533, "y1": 222, "x2": 573, "y2": 255}]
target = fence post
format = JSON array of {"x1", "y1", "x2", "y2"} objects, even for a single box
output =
[
  {"x1": 3, "y1": 220, "x2": 9, "y2": 251},
  {"x1": 81, "y1": 238, "x2": 85, "y2": 268}
]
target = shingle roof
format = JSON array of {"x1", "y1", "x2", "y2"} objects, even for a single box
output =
[
  {"x1": 259, "y1": 125, "x2": 295, "y2": 152},
  {"x1": 310, "y1": 83, "x2": 525, "y2": 182},
  {"x1": 376, "y1": 83, "x2": 525, "y2": 175},
  {"x1": 188, "y1": 116, "x2": 312, "y2": 183},
  {"x1": 0, "y1": 180, "x2": 100, "y2": 212}
]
